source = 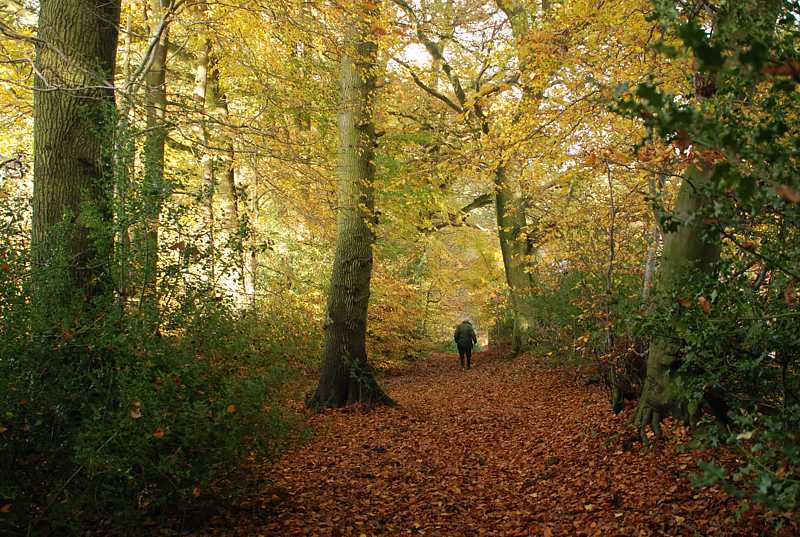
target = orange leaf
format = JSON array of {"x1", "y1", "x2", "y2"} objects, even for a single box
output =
[
  {"x1": 776, "y1": 185, "x2": 800, "y2": 203},
  {"x1": 698, "y1": 296, "x2": 712, "y2": 314},
  {"x1": 699, "y1": 150, "x2": 725, "y2": 164},
  {"x1": 0, "y1": 263, "x2": 9, "y2": 271},
  {"x1": 227, "y1": 404, "x2": 237, "y2": 414},
  {"x1": 673, "y1": 130, "x2": 691, "y2": 153},
  {"x1": 786, "y1": 282, "x2": 797, "y2": 308},
  {"x1": 678, "y1": 298, "x2": 691, "y2": 308},
  {"x1": 0, "y1": 504, "x2": 10, "y2": 514},
  {"x1": 763, "y1": 60, "x2": 800, "y2": 77},
  {"x1": 153, "y1": 428, "x2": 165, "y2": 439},
  {"x1": 0, "y1": 425, "x2": 6, "y2": 434},
  {"x1": 192, "y1": 486, "x2": 201, "y2": 497}
]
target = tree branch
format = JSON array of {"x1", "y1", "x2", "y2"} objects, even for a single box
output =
[
  {"x1": 391, "y1": 57, "x2": 462, "y2": 113},
  {"x1": 391, "y1": 0, "x2": 468, "y2": 106}
]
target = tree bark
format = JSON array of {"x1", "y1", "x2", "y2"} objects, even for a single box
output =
[
  {"x1": 309, "y1": 1, "x2": 393, "y2": 410},
  {"x1": 192, "y1": 33, "x2": 216, "y2": 285},
  {"x1": 31, "y1": 0, "x2": 121, "y2": 322},
  {"x1": 208, "y1": 58, "x2": 247, "y2": 294},
  {"x1": 116, "y1": 12, "x2": 135, "y2": 303},
  {"x1": 140, "y1": 0, "x2": 170, "y2": 321},
  {"x1": 642, "y1": 175, "x2": 664, "y2": 301},
  {"x1": 634, "y1": 163, "x2": 721, "y2": 439},
  {"x1": 493, "y1": 0, "x2": 537, "y2": 352},
  {"x1": 494, "y1": 165, "x2": 537, "y2": 352}
]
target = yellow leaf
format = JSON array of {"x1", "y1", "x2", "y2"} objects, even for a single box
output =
[
  {"x1": 227, "y1": 404, "x2": 237, "y2": 414},
  {"x1": 584, "y1": 503, "x2": 596, "y2": 511}
]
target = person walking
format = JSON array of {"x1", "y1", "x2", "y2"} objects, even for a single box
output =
[{"x1": 453, "y1": 319, "x2": 478, "y2": 369}]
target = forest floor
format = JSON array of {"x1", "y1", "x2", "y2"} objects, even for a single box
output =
[{"x1": 198, "y1": 349, "x2": 793, "y2": 536}]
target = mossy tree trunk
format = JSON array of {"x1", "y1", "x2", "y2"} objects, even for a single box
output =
[
  {"x1": 493, "y1": 0, "x2": 539, "y2": 353},
  {"x1": 140, "y1": 0, "x2": 170, "y2": 323},
  {"x1": 634, "y1": 1, "x2": 782, "y2": 440},
  {"x1": 635, "y1": 164, "x2": 721, "y2": 439},
  {"x1": 494, "y1": 165, "x2": 537, "y2": 353},
  {"x1": 31, "y1": 0, "x2": 121, "y2": 324},
  {"x1": 308, "y1": 0, "x2": 393, "y2": 410}
]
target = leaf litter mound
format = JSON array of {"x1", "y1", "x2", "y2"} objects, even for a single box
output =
[{"x1": 202, "y1": 350, "x2": 794, "y2": 536}]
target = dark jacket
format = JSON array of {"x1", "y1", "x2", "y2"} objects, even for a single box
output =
[{"x1": 454, "y1": 321, "x2": 477, "y2": 348}]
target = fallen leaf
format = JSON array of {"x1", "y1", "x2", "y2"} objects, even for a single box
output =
[
  {"x1": 0, "y1": 504, "x2": 10, "y2": 514},
  {"x1": 698, "y1": 296, "x2": 712, "y2": 314},
  {"x1": 786, "y1": 282, "x2": 797, "y2": 308},
  {"x1": 153, "y1": 428, "x2": 165, "y2": 439},
  {"x1": 130, "y1": 401, "x2": 143, "y2": 420},
  {"x1": 776, "y1": 185, "x2": 800, "y2": 203},
  {"x1": 227, "y1": 404, "x2": 237, "y2": 414},
  {"x1": 192, "y1": 486, "x2": 201, "y2": 497}
]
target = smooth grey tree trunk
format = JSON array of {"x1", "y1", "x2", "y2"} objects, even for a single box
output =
[
  {"x1": 32, "y1": 0, "x2": 121, "y2": 322},
  {"x1": 309, "y1": 2, "x2": 393, "y2": 409}
]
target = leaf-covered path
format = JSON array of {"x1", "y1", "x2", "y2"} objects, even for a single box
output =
[{"x1": 217, "y1": 350, "x2": 781, "y2": 536}]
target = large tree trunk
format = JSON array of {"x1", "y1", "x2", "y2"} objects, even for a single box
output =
[
  {"x1": 633, "y1": 1, "x2": 783, "y2": 439},
  {"x1": 634, "y1": 163, "x2": 721, "y2": 439},
  {"x1": 31, "y1": 0, "x2": 121, "y2": 322},
  {"x1": 140, "y1": 0, "x2": 169, "y2": 321},
  {"x1": 494, "y1": 165, "x2": 537, "y2": 352},
  {"x1": 309, "y1": 1, "x2": 392, "y2": 410},
  {"x1": 493, "y1": 0, "x2": 538, "y2": 352}
]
